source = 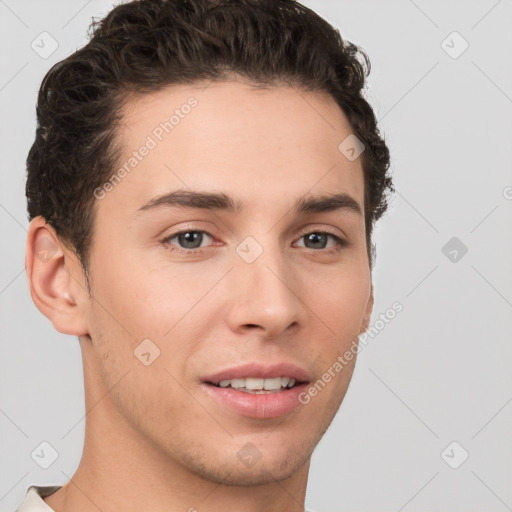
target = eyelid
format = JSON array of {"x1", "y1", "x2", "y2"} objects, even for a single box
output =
[{"x1": 295, "y1": 225, "x2": 346, "y2": 242}]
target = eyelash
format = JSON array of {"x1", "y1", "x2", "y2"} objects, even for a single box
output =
[{"x1": 161, "y1": 229, "x2": 347, "y2": 256}]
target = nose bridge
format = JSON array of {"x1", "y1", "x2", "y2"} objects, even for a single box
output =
[{"x1": 228, "y1": 233, "x2": 301, "y2": 336}]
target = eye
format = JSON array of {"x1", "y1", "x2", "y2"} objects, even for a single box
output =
[
  {"x1": 162, "y1": 230, "x2": 214, "y2": 254},
  {"x1": 161, "y1": 229, "x2": 347, "y2": 256},
  {"x1": 295, "y1": 231, "x2": 346, "y2": 251}
]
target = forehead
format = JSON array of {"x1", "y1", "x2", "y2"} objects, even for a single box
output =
[{"x1": 101, "y1": 79, "x2": 365, "y2": 219}]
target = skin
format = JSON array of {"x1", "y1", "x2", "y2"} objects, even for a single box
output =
[{"x1": 26, "y1": 78, "x2": 373, "y2": 512}]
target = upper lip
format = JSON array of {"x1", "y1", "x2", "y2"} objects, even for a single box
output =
[{"x1": 203, "y1": 362, "x2": 311, "y2": 385}]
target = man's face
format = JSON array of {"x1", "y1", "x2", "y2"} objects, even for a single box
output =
[{"x1": 80, "y1": 79, "x2": 373, "y2": 484}]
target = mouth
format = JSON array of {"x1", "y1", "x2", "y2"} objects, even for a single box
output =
[{"x1": 200, "y1": 363, "x2": 311, "y2": 419}]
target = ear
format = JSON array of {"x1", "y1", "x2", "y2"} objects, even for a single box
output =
[
  {"x1": 359, "y1": 282, "x2": 374, "y2": 334},
  {"x1": 25, "y1": 216, "x2": 89, "y2": 336}
]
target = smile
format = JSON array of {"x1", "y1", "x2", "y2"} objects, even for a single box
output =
[{"x1": 214, "y1": 376, "x2": 297, "y2": 392}]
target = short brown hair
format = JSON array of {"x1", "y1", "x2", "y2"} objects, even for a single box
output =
[{"x1": 26, "y1": 0, "x2": 393, "y2": 290}]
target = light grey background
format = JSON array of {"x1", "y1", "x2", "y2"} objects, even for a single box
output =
[{"x1": 1, "y1": 1, "x2": 511, "y2": 511}]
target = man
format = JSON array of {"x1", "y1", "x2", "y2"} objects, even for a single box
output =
[{"x1": 19, "y1": 0, "x2": 393, "y2": 510}]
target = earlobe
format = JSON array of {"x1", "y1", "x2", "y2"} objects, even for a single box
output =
[{"x1": 25, "y1": 217, "x2": 89, "y2": 336}]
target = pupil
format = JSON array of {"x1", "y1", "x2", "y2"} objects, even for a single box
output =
[
  {"x1": 306, "y1": 233, "x2": 326, "y2": 249},
  {"x1": 179, "y1": 231, "x2": 201, "y2": 249}
]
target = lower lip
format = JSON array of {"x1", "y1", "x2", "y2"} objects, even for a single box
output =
[{"x1": 202, "y1": 383, "x2": 309, "y2": 419}]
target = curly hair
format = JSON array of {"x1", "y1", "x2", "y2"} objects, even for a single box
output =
[{"x1": 26, "y1": 0, "x2": 393, "y2": 290}]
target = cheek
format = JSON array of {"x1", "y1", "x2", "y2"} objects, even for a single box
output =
[
  {"x1": 85, "y1": 291, "x2": 195, "y2": 431},
  {"x1": 87, "y1": 257, "x2": 217, "y2": 384},
  {"x1": 89, "y1": 248, "x2": 190, "y2": 338},
  {"x1": 309, "y1": 266, "x2": 371, "y2": 333}
]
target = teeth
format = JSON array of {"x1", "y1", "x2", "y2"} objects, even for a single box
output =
[
  {"x1": 217, "y1": 376, "x2": 297, "y2": 391},
  {"x1": 245, "y1": 377, "x2": 265, "y2": 390},
  {"x1": 230, "y1": 378, "x2": 245, "y2": 388}
]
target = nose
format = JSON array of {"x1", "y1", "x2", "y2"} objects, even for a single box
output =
[{"x1": 225, "y1": 240, "x2": 303, "y2": 340}]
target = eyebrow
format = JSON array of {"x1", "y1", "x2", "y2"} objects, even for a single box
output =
[{"x1": 136, "y1": 190, "x2": 362, "y2": 217}]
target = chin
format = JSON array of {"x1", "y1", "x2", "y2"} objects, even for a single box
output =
[{"x1": 178, "y1": 439, "x2": 312, "y2": 486}]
